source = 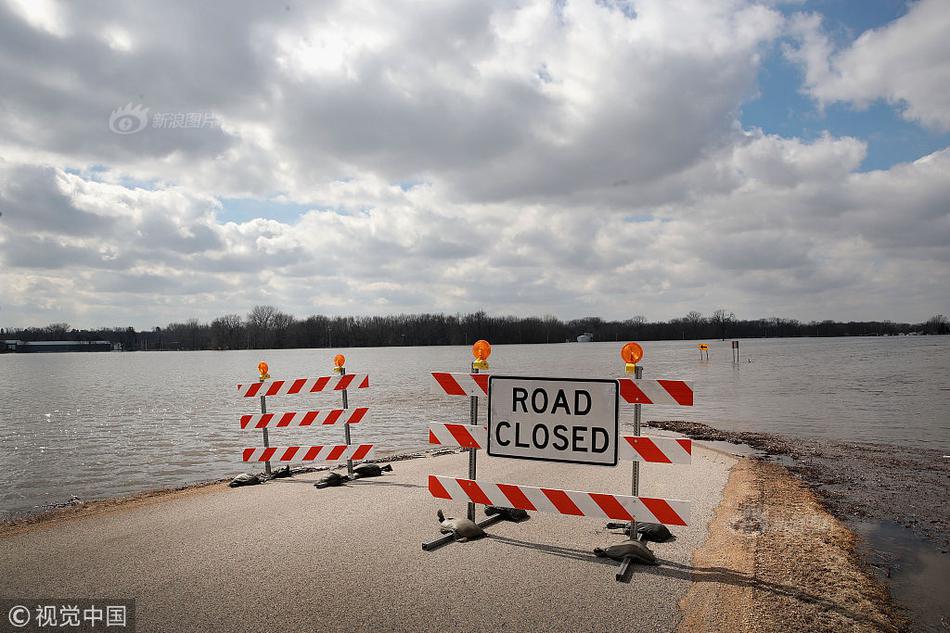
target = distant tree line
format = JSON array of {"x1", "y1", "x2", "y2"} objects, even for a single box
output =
[{"x1": 2, "y1": 309, "x2": 948, "y2": 351}]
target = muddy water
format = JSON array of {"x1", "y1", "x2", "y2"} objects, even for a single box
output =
[{"x1": 854, "y1": 521, "x2": 950, "y2": 632}]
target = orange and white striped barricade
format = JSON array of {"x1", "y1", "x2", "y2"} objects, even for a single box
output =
[
  {"x1": 611, "y1": 359, "x2": 694, "y2": 579},
  {"x1": 427, "y1": 423, "x2": 487, "y2": 450},
  {"x1": 422, "y1": 342, "x2": 495, "y2": 550},
  {"x1": 616, "y1": 374, "x2": 694, "y2": 501},
  {"x1": 429, "y1": 371, "x2": 491, "y2": 517},
  {"x1": 243, "y1": 444, "x2": 376, "y2": 464},
  {"x1": 236, "y1": 374, "x2": 369, "y2": 398},
  {"x1": 423, "y1": 371, "x2": 695, "y2": 582},
  {"x1": 428, "y1": 422, "x2": 691, "y2": 464},
  {"x1": 427, "y1": 475, "x2": 689, "y2": 526},
  {"x1": 334, "y1": 355, "x2": 359, "y2": 476},
  {"x1": 237, "y1": 363, "x2": 371, "y2": 477},
  {"x1": 241, "y1": 408, "x2": 369, "y2": 429},
  {"x1": 616, "y1": 378, "x2": 694, "y2": 406},
  {"x1": 430, "y1": 372, "x2": 489, "y2": 397}
]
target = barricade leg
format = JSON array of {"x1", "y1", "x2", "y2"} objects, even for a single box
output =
[
  {"x1": 421, "y1": 532, "x2": 455, "y2": 551},
  {"x1": 342, "y1": 373, "x2": 353, "y2": 477},
  {"x1": 465, "y1": 365, "x2": 481, "y2": 521},
  {"x1": 616, "y1": 556, "x2": 634, "y2": 582},
  {"x1": 423, "y1": 350, "x2": 532, "y2": 551},
  {"x1": 260, "y1": 394, "x2": 272, "y2": 476},
  {"x1": 612, "y1": 365, "x2": 645, "y2": 582},
  {"x1": 467, "y1": 390, "x2": 477, "y2": 522},
  {"x1": 422, "y1": 514, "x2": 504, "y2": 551},
  {"x1": 629, "y1": 365, "x2": 643, "y2": 537}
]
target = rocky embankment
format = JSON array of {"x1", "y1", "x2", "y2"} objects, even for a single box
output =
[{"x1": 648, "y1": 421, "x2": 950, "y2": 554}]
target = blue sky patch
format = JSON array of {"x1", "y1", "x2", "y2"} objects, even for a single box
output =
[
  {"x1": 740, "y1": 0, "x2": 948, "y2": 171},
  {"x1": 218, "y1": 197, "x2": 313, "y2": 223},
  {"x1": 741, "y1": 47, "x2": 950, "y2": 171},
  {"x1": 797, "y1": 0, "x2": 907, "y2": 42}
]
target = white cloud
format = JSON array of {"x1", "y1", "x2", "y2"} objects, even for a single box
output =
[
  {"x1": 3, "y1": 134, "x2": 948, "y2": 325},
  {"x1": 0, "y1": 0, "x2": 784, "y2": 203},
  {"x1": 5, "y1": 0, "x2": 66, "y2": 36},
  {"x1": 786, "y1": 0, "x2": 950, "y2": 130},
  {"x1": 0, "y1": 0, "x2": 948, "y2": 327}
]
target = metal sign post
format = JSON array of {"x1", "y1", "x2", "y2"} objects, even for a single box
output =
[
  {"x1": 259, "y1": 391, "x2": 272, "y2": 476},
  {"x1": 255, "y1": 362, "x2": 273, "y2": 475},
  {"x1": 341, "y1": 366, "x2": 354, "y2": 477},
  {"x1": 467, "y1": 367, "x2": 479, "y2": 522},
  {"x1": 631, "y1": 364, "x2": 643, "y2": 515},
  {"x1": 616, "y1": 363, "x2": 643, "y2": 580},
  {"x1": 422, "y1": 341, "x2": 500, "y2": 551}
]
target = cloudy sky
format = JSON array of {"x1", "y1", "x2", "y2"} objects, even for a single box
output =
[{"x1": 1, "y1": 0, "x2": 948, "y2": 329}]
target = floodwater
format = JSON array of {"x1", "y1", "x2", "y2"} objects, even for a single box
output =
[
  {"x1": 853, "y1": 520, "x2": 950, "y2": 632},
  {"x1": 1, "y1": 336, "x2": 948, "y2": 518}
]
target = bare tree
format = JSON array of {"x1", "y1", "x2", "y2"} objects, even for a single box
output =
[
  {"x1": 272, "y1": 311, "x2": 295, "y2": 348},
  {"x1": 247, "y1": 305, "x2": 279, "y2": 348},
  {"x1": 9, "y1": 308, "x2": 932, "y2": 351},
  {"x1": 42, "y1": 322, "x2": 72, "y2": 338},
  {"x1": 926, "y1": 314, "x2": 949, "y2": 335},
  {"x1": 710, "y1": 309, "x2": 736, "y2": 339},
  {"x1": 542, "y1": 314, "x2": 561, "y2": 343},
  {"x1": 684, "y1": 311, "x2": 704, "y2": 338},
  {"x1": 211, "y1": 314, "x2": 243, "y2": 349}
]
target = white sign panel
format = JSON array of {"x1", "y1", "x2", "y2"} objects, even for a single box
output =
[{"x1": 488, "y1": 376, "x2": 619, "y2": 466}]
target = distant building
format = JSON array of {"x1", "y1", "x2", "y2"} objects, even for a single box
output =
[
  {"x1": 0, "y1": 340, "x2": 114, "y2": 353},
  {"x1": 576, "y1": 332, "x2": 594, "y2": 343}
]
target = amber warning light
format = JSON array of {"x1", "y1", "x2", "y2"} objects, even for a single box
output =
[
  {"x1": 620, "y1": 342, "x2": 643, "y2": 375},
  {"x1": 472, "y1": 339, "x2": 491, "y2": 370}
]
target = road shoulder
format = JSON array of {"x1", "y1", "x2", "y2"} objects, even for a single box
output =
[{"x1": 677, "y1": 458, "x2": 900, "y2": 632}]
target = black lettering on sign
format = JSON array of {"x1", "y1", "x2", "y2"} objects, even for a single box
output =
[
  {"x1": 552, "y1": 424, "x2": 569, "y2": 450},
  {"x1": 551, "y1": 389, "x2": 570, "y2": 414},
  {"x1": 531, "y1": 388, "x2": 548, "y2": 414},
  {"x1": 515, "y1": 422, "x2": 530, "y2": 448},
  {"x1": 512, "y1": 388, "x2": 528, "y2": 413},
  {"x1": 574, "y1": 390, "x2": 591, "y2": 415},
  {"x1": 591, "y1": 428, "x2": 609, "y2": 453},
  {"x1": 495, "y1": 420, "x2": 511, "y2": 446},
  {"x1": 572, "y1": 426, "x2": 588, "y2": 452},
  {"x1": 532, "y1": 424, "x2": 549, "y2": 448}
]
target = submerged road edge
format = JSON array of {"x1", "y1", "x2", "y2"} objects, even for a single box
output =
[{"x1": 677, "y1": 457, "x2": 900, "y2": 632}]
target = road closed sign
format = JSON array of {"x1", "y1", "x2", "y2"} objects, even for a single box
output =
[{"x1": 488, "y1": 376, "x2": 619, "y2": 466}]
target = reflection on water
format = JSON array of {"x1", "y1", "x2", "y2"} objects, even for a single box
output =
[
  {"x1": 1, "y1": 336, "x2": 948, "y2": 517},
  {"x1": 853, "y1": 520, "x2": 950, "y2": 632}
]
